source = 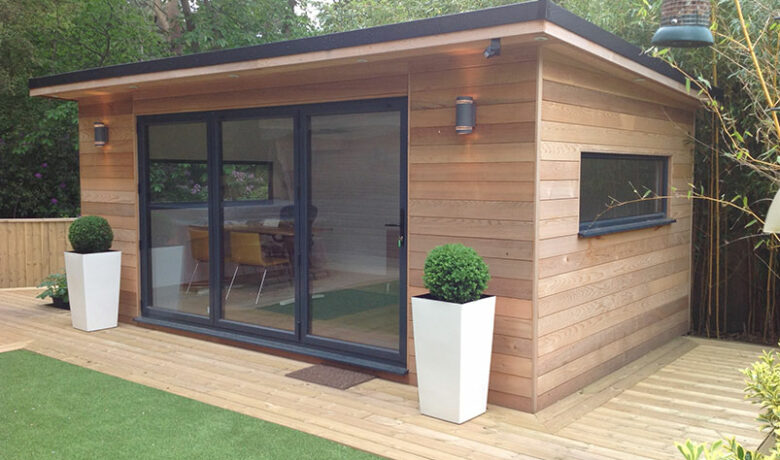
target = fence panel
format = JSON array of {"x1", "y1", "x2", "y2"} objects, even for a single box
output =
[{"x1": 0, "y1": 218, "x2": 75, "y2": 288}]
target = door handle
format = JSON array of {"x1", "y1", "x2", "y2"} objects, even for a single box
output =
[
  {"x1": 399, "y1": 209, "x2": 406, "y2": 248},
  {"x1": 384, "y1": 209, "x2": 406, "y2": 248}
]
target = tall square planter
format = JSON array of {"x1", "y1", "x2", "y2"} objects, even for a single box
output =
[
  {"x1": 411, "y1": 294, "x2": 496, "y2": 424},
  {"x1": 64, "y1": 251, "x2": 122, "y2": 332}
]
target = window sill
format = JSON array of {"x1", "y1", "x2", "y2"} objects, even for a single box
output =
[{"x1": 578, "y1": 218, "x2": 676, "y2": 238}]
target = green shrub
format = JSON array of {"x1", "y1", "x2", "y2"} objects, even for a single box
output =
[
  {"x1": 68, "y1": 216, "x2": 113, "y2": 254},
  {"x1": 676, "y1": 345, "x2": 780, "y2": 460},
  {"x1": 422, "y1": 244, "x2": 490, "y2": 304},
  {"x1": 36, "y1": 273, "x2": 68, "y2": 302},
  {"x1": 743, "y1": 349, "x2": 780, "y2": 435}
]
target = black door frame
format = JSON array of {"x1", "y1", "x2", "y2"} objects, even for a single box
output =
[{"x1": 137, "y1": 97, "x2": 408, "y2": 371}]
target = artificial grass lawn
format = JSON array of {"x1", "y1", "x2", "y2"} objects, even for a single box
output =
[{"x1": 0, "y1": 350, "x2": 378, "y2": 460}]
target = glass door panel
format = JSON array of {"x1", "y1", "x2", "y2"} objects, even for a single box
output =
[
  {"x1": 147, "y1": 122, "x2": 210, "y2": 316},
  {"x1": 309, "y1": 111, "x2": 402, "y2": 350},
  {"x1": 221, "y1": 117, "x2": 296, "y2": 331}
]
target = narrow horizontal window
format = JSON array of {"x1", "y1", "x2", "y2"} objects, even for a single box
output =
[{"x1": 579, "y1": 153, "x2": 674, "y2": 237}]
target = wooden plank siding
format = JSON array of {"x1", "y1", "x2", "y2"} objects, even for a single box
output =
[
  {"x1": 407, "y1": 48, "x2": 539, "y2": 411},
  {"x1": 0, "y1": 218, "x2": 75, "y2": 288},
  {"x1": 78, "y1": 99, "x2": 139, "y2": 322},
  {"x1": 534, "y1": 49, "x2": 695, "y2": 410}
]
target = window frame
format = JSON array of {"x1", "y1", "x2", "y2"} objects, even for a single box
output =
[{"x1": 578, "y1": 152, "x2": 676, "y2": 238}]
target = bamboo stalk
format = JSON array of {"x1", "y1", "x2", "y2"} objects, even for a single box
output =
[
  {"x1": 733, "y1": 0, "x2": 780, "y2": 138},
  {"x1": 764, "y1": 245, "x2": 775, "y2": 342},
  {"x1": 747, "y1": 239, "x2": 754, "y2": 336}
]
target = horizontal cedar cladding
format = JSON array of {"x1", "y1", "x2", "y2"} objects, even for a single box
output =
[{"x1": 534, "y1": 48, "x2": 694, "y2": 410}]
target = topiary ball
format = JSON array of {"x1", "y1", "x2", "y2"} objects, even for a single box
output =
[
  {"x1": 68, "y1": 216, "x2": 114, "y2": 254},
  {"x1": 422, "y1": 243, "x2": 490, "y2": 304}
]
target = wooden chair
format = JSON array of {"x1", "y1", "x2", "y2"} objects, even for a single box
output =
[
  {"x1": 225, "y1": 231, "x2": 291, "y2": 304},
  {"x1": 186, "y1": 227, "x2": 210, "y2": 293}
]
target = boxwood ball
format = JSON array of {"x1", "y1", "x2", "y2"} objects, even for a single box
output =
[
  {"x1": 423, "y1": 243, "x2": 490, "y2": 304},
  {"x1": 68, "y1": 215, "x2": 114, "y2": 254}
]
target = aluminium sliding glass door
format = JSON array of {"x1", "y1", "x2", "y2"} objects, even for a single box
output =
[
  {"x1": 307, "y1": 110, "x2": 402, "y2": 351},
  {"x1": 139, "y1": 98, "x2": 406, "y2": 368},
  {"x1": 145, "y1": 120, "x2": 210, "y2": 319},
  {"x1": 220, "y1": 116, "x2": 297, "y2": 332}
]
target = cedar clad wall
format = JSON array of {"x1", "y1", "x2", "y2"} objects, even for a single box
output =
[
  {"x1": 78, "y1": 99, "x2": 139, "y2": 322},
  {"x1": 534, "y1": 48, "x2": 695, "y2": 410},
  {"x1": 74, "y1": 41, "x2": 694, "y2": 413},
  {"x1": 407, "y1": 47, "x2": 538, "y2": 412}
]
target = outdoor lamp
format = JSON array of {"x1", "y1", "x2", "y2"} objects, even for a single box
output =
[
  {"x1": 652, "y1": 0, "x2": 714, "y2": 48},
  {"x1": 455, "y1": 97, "x2": 475, "y2": 135},
  {"x1": 766, "y1": 105, "x2": 779, "y2": 233},
  {"x1": 94, "y1": 122, "x2": 108, "y2": 147},
  {"x1": 764, "y1": 188, "x2": 780, "y2": 234},
  {"x1": 483, "y1": 38, "x2": 501, "y2": 59}
]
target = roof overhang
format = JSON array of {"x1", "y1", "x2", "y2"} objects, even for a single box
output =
[{"x1": 29, "y1": 0, "x2": 698, "y2": 103}]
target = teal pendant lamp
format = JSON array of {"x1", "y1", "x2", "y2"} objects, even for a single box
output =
[{"x1": 652, "y1": 0, "x2": 714, "y2": 48}]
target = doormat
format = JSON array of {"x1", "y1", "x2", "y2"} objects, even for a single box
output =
[{"x1": 286, "y1": 365, "x2": 374, "y2": 390}]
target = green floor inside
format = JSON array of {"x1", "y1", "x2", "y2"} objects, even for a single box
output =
[
  {"x1": 0, "y1": 350, "x2": 377, "y2": 460},
  {"x1": 263, "y1": 281, "x2": 400, "y2": 320}
]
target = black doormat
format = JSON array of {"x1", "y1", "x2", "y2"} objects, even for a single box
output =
[{"x1": 286, "y1": 365, "x2": 374, "y2": 390}]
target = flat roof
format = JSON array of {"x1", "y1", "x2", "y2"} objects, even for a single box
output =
[{"x1": 28, "y1": 0, "x2": 684, "y2": 91}]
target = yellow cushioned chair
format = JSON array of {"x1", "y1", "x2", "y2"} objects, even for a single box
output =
[{"x1": 225, "y1": 231, "x2": 291, "y2": 304}]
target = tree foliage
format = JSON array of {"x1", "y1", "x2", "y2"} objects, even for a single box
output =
[{"x1": 0, "y1": 0, "x2": 311, "y2": 218}]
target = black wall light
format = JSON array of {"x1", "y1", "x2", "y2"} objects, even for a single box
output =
[
  {"x1": 455, "y1": 96, "x2": 475, "y2": 135},
  {"x1": 483, "y1": 38, "x2": 501, "y2": 59},
  {"x1": 94, "y1": 122, "x2": 108, "y2": 147}
]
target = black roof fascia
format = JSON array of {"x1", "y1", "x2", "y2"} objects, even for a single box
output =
[{"x1": 29, "y1": 0, "x2": 684, "y2": 91}]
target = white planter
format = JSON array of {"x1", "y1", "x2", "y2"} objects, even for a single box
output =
[
  {"x1": 151, "y1": 245, "x2": 184, "y2": 309},
  {"x1": 64, "y1": 251, "x2": 122, "y2": 332},
  {"x1": 411, "y1": 294, "x2": 496, "y2": 424}
]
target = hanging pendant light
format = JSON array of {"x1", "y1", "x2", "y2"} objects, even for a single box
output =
[
  {"x1": 652, "y1": 0, "x2": 714, "y2": 48},
  {"x1": 765, "y1": 189, "x2": 780, "y2": 234}
]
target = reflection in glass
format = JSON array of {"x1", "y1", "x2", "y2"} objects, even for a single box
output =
[
  {"x1": 222, "y1": 162, "x2": 272, "y2": 201},
  {"x1": 221, "y1": 117, "x2": 296, "y2": 331},
  {"x1": 580, "y1": 154, "x2": 666, "y2": 223},
  {"x1": 309, "y1": 111, "x2": 401, "y2": 350},
  {"x1": 148, "y1": 122, "x2": 210, "y2": 316}
]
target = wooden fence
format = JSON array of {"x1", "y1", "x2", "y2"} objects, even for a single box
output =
[{"x1": 0, "y1": 218, "x2": 75, "y2": 288}]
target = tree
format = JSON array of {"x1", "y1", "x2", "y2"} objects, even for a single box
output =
[{"x1": 0, "y1": 0, "x2": 312, "y2": 218}]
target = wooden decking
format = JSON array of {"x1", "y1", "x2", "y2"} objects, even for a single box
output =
[{"x1": 0, "y1": 288, "x2": 769, "y2": 459}]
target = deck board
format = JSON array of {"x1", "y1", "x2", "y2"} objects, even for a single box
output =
[{"x1": 0, "y1": 288, "x2": 769, "y2": 459}]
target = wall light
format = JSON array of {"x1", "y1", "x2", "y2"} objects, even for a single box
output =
[
  {"x1": 483, "y1": 38, "x2": 501, "y2": 59},
  {"x1": 455, "y1": 97, "x2": 475, "y2": 135},
  {"x1": 94, "y1": 122, "x2": 108, "y2": 147}
]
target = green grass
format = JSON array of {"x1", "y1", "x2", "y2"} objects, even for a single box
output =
[{"x1": 0, "y1": 350, "x2": 378, "y2": 460}]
